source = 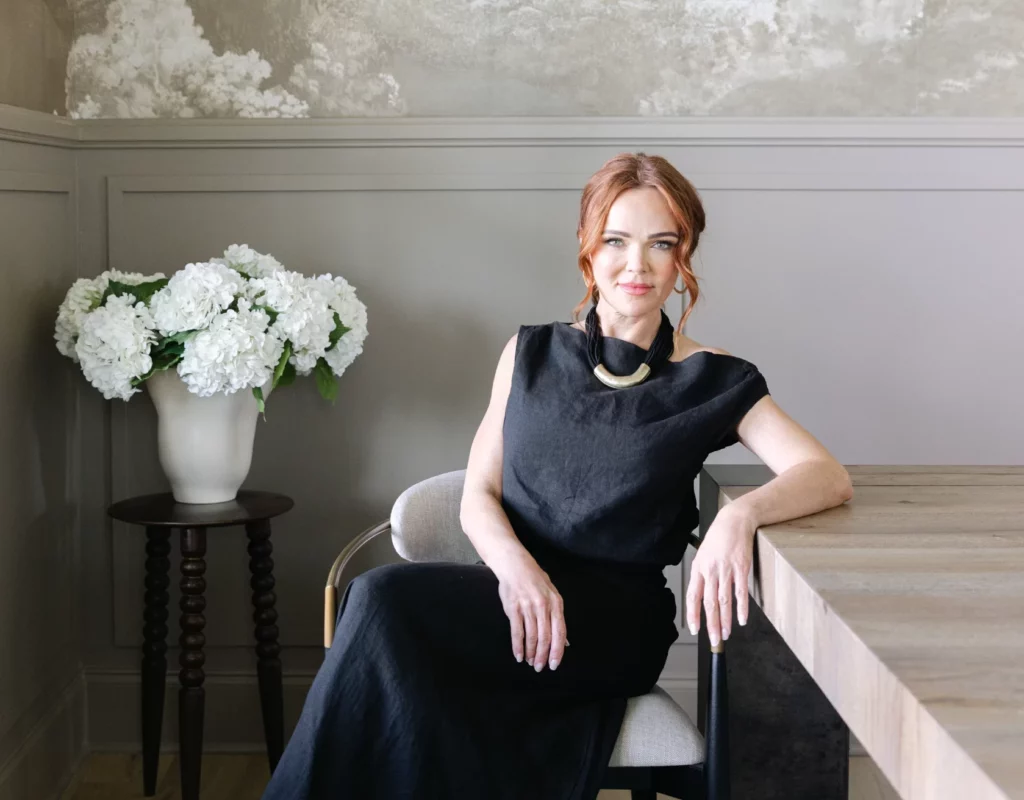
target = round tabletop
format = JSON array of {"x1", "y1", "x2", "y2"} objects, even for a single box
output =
[{"x1": 107, "y1": 490, "x2": 294, "y2": 528}]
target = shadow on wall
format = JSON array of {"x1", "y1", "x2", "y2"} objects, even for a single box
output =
[{"x1": 0, "y1": 265, "x2": 79, "y2": 722}]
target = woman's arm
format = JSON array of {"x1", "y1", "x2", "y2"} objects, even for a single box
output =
[
  {"x1": 460, "y1": 334, "x2": 570, "y2": 671},
  {"x1": 687, "y1": 393, "x2": 854, "y2": 646},
  {"x1": 459, "y1": 333, "x2": 531, "y2": 572}
]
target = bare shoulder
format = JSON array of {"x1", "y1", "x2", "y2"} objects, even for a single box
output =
[
  {"x1": 671, "y1": 332, "x2": 732, "y2": 362},
  {"x1": 492, "y1": 331, "x2": 519, "y2": 385}
]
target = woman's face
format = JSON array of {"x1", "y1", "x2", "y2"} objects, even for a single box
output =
[{"x1": 583, "y1": 186, "x2": 680, "y2": 320}]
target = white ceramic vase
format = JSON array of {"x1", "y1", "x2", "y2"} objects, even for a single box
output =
[{"x1": 145, "y1": 369, "x2": 269, "y2": 504}]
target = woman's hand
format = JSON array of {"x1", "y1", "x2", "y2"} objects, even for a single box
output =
[
  {"x1": 494, "y1": 552, "x2": 568, "y2": 672},
  {"x1": 685, "y1": 506, "x2": 758, "y2": 646}
]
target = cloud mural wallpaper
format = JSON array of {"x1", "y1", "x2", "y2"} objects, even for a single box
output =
[{"x1": 46, "y1": 0, "x2": 1024, "y2": 118}]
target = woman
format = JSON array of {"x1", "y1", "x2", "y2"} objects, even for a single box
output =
[{"x1": 262, "y1": 153, "x2": 853, "y2": 799}]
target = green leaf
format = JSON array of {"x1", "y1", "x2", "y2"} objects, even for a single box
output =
[
  {"x1": 163, "y1": 330, "x2": 197, "y2": 346},
  {"x1": 314, "y1": 357, "x2": 338, "y2": 404},
  {"x1": 272, "y1": 343, "x2": 292, "y2": 389},
  {"x1": 130, "y1": 337, "x2": 186, "y2": 386},
  {"x1": 276, "y1": 360, "x2": 297, "y2": 388},
  {"x1": 255, "y1": 304, "x2": 279, "y2": 324},
  {"x1": 326, "y1": 312, "x2": 351, "y2": 351},
  {"x1": 252, "y1": 386, "x2": 266, "y2": 419},
  {"x1": 100, "y1": 277, "x2": 169, "y2": 306}
]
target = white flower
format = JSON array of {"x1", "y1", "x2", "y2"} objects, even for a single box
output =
[
  {"x1": 249, "y1": 270, "x2": 336, "y2": 375},
  {"x1": 212, "y1": 243, "x2": 285, "y2": 279},
  {"x1": 177, "y1": 298, "x2": 283, "y2": 396},
  {"x1": 287, "y1": 34, "x2": 407, "y2": 116},
  {"x1": 317, "y1": 274, "x2": 369, "y2": 378},
  {"x1": 55, "y1": 243, "x2": 367, "y2": 404},
  {"x1": 75, "y1": 294, "x2": 157, "y2": 401},
  {"x1": 55, "y1": 269, "x2": 161, "y2": 362},
  {"x1": 149, "y1": 261, "x2": 245, "y2": 336}
]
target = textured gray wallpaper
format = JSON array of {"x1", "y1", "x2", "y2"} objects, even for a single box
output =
[
  {"x1": 48, "y1": 0, "x2": 1024, "y2": 118},
  {"x1": 0, "y1": 0, "x2": 72, "y2": 114}
]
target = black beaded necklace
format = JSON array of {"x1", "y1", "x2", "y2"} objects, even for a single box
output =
[{"x1": 585, "y1": 305, "x2": 676, "y2": 388}]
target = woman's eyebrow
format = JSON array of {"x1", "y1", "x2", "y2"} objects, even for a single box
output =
[{"x1": 602, "y1": 229, "x2": 679, "y2": 239}]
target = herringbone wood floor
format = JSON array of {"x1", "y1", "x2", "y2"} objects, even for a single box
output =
[{"x1": 60, "y1": 753, "x2": 901, "y2": 799}]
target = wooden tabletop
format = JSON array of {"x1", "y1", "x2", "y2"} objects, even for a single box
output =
[{"x1": 711, "y1": 465, "x2": 1024, "y2": 800}]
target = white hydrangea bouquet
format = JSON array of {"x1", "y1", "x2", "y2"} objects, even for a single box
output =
[{"x1": 54, "y1": 244, "x2": 368, "y2": 414}]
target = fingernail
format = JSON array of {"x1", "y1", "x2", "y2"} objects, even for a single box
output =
[
  {"x1": 739, "y1": 616, "x2": 747, "y2": 626},
  {"x1": 710, "y1": 634, "x2": 720, "y2": 647},
  {"x1": 688, "y1": 623, "x2": 697, "y2": 635},
  {"x1": 565, "y1": 640, "x2": 571, "y2": 647},
  {"x1": 534, "y1": 661, "x2": 543, "y2": 673},
  {"x1": 549, "y1": 658, "x2": 559, "y2": 670},
  {"x1": 516, "y1": 653, "x2": 522, "y2": 663},
  {"x1": 723, "y1": 628, "x2": 731, "y2": 640}
]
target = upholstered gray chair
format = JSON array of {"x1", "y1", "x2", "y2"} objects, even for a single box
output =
[{"x1": 325, "y1": 469, "x2": 729, "y2": 800}]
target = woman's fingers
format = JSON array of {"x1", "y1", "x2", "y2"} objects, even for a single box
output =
[
  {"x1": 734, "y1": 563, "x2": 750, "y2": 627},
  {"x1": 717, "y1": 565, "x2": 733, "y2": 641},
  {"x1": 508, "y1": 605, "x2": 524, "y2": 663},
  {"x1": 547, "y1": 600, "x2": 566, "y2": 671},
  {"x1": 703, "y1": 572, "x2": 722, "y2": 647},
  {"x1": 533, "y1": 602, "x2": 551, "y2": 671},
  {"x1": 685, "y1": 569, "x2": 704, "y2": 635},
  {"x1": 522, "y1": 604, "x2": 537, "y2": 666}
]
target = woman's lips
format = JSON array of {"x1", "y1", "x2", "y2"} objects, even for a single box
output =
[{"x1": 620, "y1": 283, "x2": 652, "y2": 295}]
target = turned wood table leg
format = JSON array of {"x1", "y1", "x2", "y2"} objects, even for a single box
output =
[
  {"x1": 141, "y1": 526, "x2": 171, "y2": 797},
  {"x1": 178, "y1": 527, "x2": 207, "y2": 800},
  {"x1": 246, "y1": 519, "x2": 284, "y2": 772}
]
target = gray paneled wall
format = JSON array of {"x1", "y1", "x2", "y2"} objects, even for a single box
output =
[
  {"x1": 70, "y1": 128, "x2": 1024, "y2": 748},
  {"x1": 0, "y1": 129, "x2": 82, "y2": 797}
]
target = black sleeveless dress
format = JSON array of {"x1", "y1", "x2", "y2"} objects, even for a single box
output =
[{"x1": 260, "y1": 320, "x2": 770, "y2": 800}]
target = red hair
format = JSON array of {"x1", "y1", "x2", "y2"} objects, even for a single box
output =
[{"x1": 573, "y1": 152, "x2": 706, "y2": 334}]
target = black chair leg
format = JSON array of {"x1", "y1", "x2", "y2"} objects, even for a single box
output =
[{"x1": 704, "y1": 645, "x2": 730, "y2": 800}]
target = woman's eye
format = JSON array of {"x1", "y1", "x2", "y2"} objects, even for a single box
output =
[{"x1": 603, "y1": 238, "x2": 674, "y2": 249}]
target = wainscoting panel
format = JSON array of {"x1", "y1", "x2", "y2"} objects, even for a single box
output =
[{"x1": 71, "y1": 122, "x2": 1024, "y2": 748}]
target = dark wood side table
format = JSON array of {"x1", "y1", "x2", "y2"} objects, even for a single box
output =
[{"x1": 107, "y1": 490, "x2": 294, "y2": 800}]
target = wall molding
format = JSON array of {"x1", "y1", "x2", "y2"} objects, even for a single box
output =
[
  {"x1": 84, "y1": 668, "x2": 699, "y2": 751},
  {"x1": 6, "y1": 103, "x2": 1024, "y2": 149},
  {"x1": 0, "y1": 104, "x2": 77, "y2": 147},
  {"x1": 105, "y1": 165, "x2": 1024, "y2": 650},
  {"x1": 72, "y1": 116, "x2": 1024, "y2": 148}
]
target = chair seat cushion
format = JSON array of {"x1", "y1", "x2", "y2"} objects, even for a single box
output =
[{"x1": 608, "y1": 685, "x2": 704, "y2": 767}]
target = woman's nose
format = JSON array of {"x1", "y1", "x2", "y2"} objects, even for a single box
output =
[{"x1": 626, "y1": 244, "x2": 649, "y2": 271}]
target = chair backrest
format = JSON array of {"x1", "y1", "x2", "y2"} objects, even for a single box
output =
[{"x1": 390, "y1": 469, "x2": 482, "y2": 564}]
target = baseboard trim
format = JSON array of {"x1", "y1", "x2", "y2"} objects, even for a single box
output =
[
  {"x1": 85, "y1": 667, "x2": 866, "y2": 757},
  {"x1": 85, "y1": 669, "x2": 316, "y2": 752},
  {"x1": 0, "y1": 671, "x2": 86, "y2": 800}
]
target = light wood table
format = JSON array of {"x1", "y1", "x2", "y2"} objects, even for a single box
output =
[{"x1": 698, "y1": 465, "x2": 1024, "y2": 800}]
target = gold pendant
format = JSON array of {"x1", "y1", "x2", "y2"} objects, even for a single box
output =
[{"x1": 593, "y1": 362, "x2": 651, "y2": 389}]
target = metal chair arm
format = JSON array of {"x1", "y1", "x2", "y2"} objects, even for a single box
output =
[{"x1": 323, "y1": 519, "x2": 392, "y2": 649}]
